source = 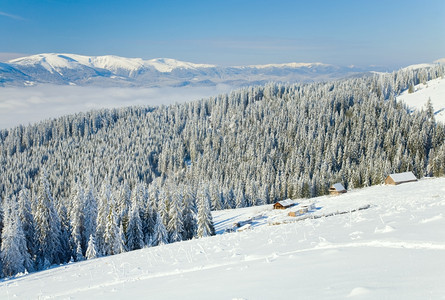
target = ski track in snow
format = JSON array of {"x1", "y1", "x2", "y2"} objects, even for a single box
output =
[{"x1": 39, "y1": 240, "x2": 445, "y2": 299}]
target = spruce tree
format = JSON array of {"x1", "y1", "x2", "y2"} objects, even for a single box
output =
[
  {"x1": 95, "y1": 183, "x2": 112, "y2": 256},
  {"x1": 181, "y1": 188, "x2": 197, "y2": 240},
  {"x1": 70, "y1": 183, "x2": 85, "y2": 258},
  {"x1": 152, "y1": 212, "x2": 169, "y2": 246},
  {"x1": 85, "y1": 234, "x2": 97, "y2": 259},
  {"x1": 17, "y1": 188, "x2": 36, "y2": 271},
  {"x1": 1, "y1": 196, "x2": 32, "y2": 277},
  {"x1": 126, "y1": 189, "x2": 144, "y2": 251},
  {"x1": 196, "y1": 186, "x2": 215, "y2": 238},
  {"x1": 83, "y1": 178, "x2": 97, "y2": 252},
  {"x1": 34, "y1": 169, "x2": 62, "y2": 269},
  {"x1": 103, "y1": 198, "x2": 120, "y2": 256},
  {"x1": 167, "y1": 190, "x2": 184, "y2": 243}
]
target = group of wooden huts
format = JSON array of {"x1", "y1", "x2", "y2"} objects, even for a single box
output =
[{"x1": 273, "y1": 171, "x2": 418, "y2": 209}]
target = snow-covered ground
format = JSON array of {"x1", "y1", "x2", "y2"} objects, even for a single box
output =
[
  {"x1": 397, "y1": 76, "x2": 445, "y2": 123},
  {"x1": 1, "y1": 177, "x2": 444, "y2": 299}
]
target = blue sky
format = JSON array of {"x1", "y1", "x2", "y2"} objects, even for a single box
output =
[{"x1": 0, "y1": 0, "x2": 444, "y2": 68}]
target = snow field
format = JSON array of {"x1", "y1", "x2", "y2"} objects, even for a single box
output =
[
  {"x1": 397, "y1": 76, "x2": 445, "y2": 123},
  {"x1": 0, "y1": 177, "x2": 444, "y2": 299}
]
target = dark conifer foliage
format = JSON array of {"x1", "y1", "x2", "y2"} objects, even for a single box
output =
[{"x1": 0, "y1": 65, "x2": 444, "y2": 277}]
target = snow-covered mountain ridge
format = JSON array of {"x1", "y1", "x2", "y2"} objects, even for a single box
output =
[
  {"x1": 1, "y1": 177, "x2": 444, "y2": 299},
  {"x1": 1, "y1": 53, "x2": 367, "y2": 87},
  {"x1": 9, "y1": 53, "x2": 217, "y2": 74}
]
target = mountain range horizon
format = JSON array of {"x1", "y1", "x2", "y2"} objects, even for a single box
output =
[{"x1": 1, "y1": 52, "x2": 390, "y2": 88}]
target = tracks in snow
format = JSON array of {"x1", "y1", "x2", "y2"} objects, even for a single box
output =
[{"x1": 41, "y1": 239, "x2": 445, "y2": 299}]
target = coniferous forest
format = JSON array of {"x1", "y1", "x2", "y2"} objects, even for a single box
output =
[{"x1": 0, "y1": 65, "x2": 444, "y2": 278}]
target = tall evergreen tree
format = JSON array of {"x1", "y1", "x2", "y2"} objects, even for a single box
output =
[
  {"x1": 83, "y1": 177, "x2": 97, "y2": 252},
  {"x1": 167, "y1": 190, "x2": 184, "y2": 243},
  {"x1": 1, "y1": 196, "x2": 32, "y2": 277},
  {"x1": 34, "y1": 169, "x2": 62, "y2": 269},
  {"x1": 17, "y1": 188, "x2": 36, "y2": 271},
  {"x1": 70, "y1": 183, "x2": 85, "y2": 258},
  {"x1": 152, "y1": 212, "x2": 169, "y2": 246},
  {"x1": 181, "y1": 187, "x2": 197, "y2": 240},
  {"x1": 95, "y1": 183, "x2": 113, "y2": 256},
  {"x1": 196, "y1": 185, "x2": 215, "y2": 238},
  {"x1": 126, "y1": 188, "x2": 144, "y2": 251},
  {"x1": 103, "y1": 197, "x2": 120, "y2": 256},
  {"x1": 85, "y1": 234, "x2": 97, "y2": 260}
]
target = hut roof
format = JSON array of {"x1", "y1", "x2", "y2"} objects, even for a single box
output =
[
  {"x1": 330, "y1": 183, "x2": 346, "y2": 191},
  {"x1": 387, "y1": 172, "x2": 417, "y2": 183},
  {"x1": 277, "y1": 199, "x2": 294, "y2": 207}
]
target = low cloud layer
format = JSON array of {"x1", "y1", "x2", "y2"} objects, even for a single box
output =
[{"x1": 0, "y1": 84, "x2": 233, "y2": 129}]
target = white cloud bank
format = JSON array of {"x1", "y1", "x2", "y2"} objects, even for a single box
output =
[{"x1": 0, "y1": 84, "x2": 234, "y2": 129}]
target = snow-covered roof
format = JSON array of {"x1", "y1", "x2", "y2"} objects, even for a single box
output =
[
  {"x1": 276, "y1": 199, "x2": 294, "y2": 207},
  {"x1": 330, "y1": 183, "x2": 346, "y2": 191},
  {"x1": 388, "y1": 172, "x2": 417, "y2": 183}
]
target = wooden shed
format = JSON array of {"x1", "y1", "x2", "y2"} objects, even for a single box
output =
[
  {"x1": 288, "y1": 206, "x2": 309, "y2": 217},
  {"x1": 329, "y1": 183, "x2": 347, "y2": 195},
  {"x1": 273, "y1": 199, "x2": 294, "y2": 210},
  {"x1": 385, "y1": 171, "x2": 417, "y2": 185}
]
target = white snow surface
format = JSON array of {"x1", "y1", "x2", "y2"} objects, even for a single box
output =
[
  {"x1": 276, "y1": 199, "x2": 295, "y2": 207},
  {"x1": 331, "y1": 182, "x2": 346, "y2": 191},
  {"x1": 401, "y1": 63, "x2": 435, "y2": 71},
  {"x1": 387, "y1": 171, "x2": 417, "y2": 183},
  {"x1": 9, "y1": 53, "x2": 216, "y2": 73},
  {"x1": 397, "y1": 76, "x2": 445, "y2": 123},
  {"x1": 1, "y1": 177, "x2": 445, "y2": 299}
]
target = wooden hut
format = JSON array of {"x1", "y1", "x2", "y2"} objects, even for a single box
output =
[
  {"x1": 288, "y1": 206, "x2": 309, "y2": 217},
  {"x1": 273, "y1": 199, "x2": 294, "y2": 209},
  {"x1": 329, "y1": 183, "x2": 347, "y2": 195},
  {"x1": 385, "y1": 171, "x2": 417, "y2": 185}
]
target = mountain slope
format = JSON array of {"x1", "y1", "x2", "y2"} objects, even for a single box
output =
[
  {"x1": 397, "y1": 76, "x2": 445, "y2": 123},
  {"x1": 0, "y1": 177, "x2": 444, "y2": 299},
  {"x1": 2, "y1": 53, "x2": 367, "y2": 87}
]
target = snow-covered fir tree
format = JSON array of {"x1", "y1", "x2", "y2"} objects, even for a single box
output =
[
  {"x1": 152, "y1": 211, "x2": 169, "y2": 246},
  {"x1": 196, "y1": 185, "x2": 215, "y2": 238},
  {"x1": 17, "y1": 188, "x2": 36, "y2": 271},
  {"x1": 85, "y1": 234, "x2": 97, "y2": 260},
  {"x1": 1, "y1": 196, "x2": 32, "y2": 277},
  {"x1": 126, "y1": 187, "x2": 144, "y2": 251},
  {"x1": 34, "y1": 169, "x2": 63, "y2": 269},
  {"x1": 167, "y1": 190, "x2": 184, "y2": 243}
]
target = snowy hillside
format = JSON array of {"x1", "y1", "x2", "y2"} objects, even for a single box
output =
[
  {"x1": 397, "y1": 76, "x2": 445, "y2": 123},
  {"x1": 1, "y1": 53, "x2": 369, "y2": 87},
  {"x1": 1, "y1": 177, "x2": 444, "y2": 299}
]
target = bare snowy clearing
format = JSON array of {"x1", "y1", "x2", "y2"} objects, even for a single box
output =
[
  {"x1": 0, "y1": 177, "x2": 444, "y2": 299},
  {"x1": 397, "y1": 76, "x2": 445, "y2": 123}
]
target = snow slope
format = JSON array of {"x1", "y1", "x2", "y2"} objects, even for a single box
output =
[
  {"x1": 397, "y1": 76, "x2": 445, "y2": 123},
  {"x1": 1, "y1": 177, "x2": 444, "y2": 299}
]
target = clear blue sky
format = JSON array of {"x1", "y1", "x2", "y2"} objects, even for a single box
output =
[{"x1": 1, "y1": 0, "x2": 444, "y2": 68}]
